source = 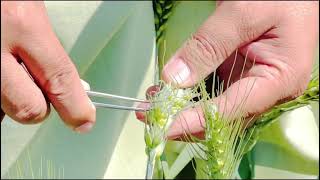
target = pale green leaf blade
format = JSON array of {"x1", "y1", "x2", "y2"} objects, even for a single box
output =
[{"x1": 1, "y1": 1, "x2": 155, "y2": 179}]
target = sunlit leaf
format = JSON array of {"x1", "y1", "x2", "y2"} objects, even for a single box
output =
[{"x1": 1, "y1": 1, "x2": 155, "y2": 179}]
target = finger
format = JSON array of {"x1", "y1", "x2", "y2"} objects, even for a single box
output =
[
  {"x1": 167, "y1": 76, "x2": 281, "y2": 139},
  {"x1": 135, "y1": 103, "x2": 151, "y2": 121},
  {"x1": 1, "y1": 52, "x2": 49, "y2": 124},
  {"x1": 168, "y1": 106, "x2": 206, "y2": 140},
  {"x1": 145, "y1": 85, "x2": 161, "y2": 99},
  {"x1": 161, "y1": 2, "x2": 276, "y2": 88},
  {"x1": 216, "y1": 1, "x2": 223, "y2": 7},
  {"x1": 12, "y1": 3, "x2": 95, "y2": 132},
  {"x1": 171, "y1": 132, "x2": 205, "y2": 142}
]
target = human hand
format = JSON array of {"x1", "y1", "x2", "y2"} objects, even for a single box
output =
[
  {"x1": 1, "y1": 1, "x2": 95, "y2": 133},
  {"x1": 136, "y1": 1, "x2": 319, "y2": 139}
]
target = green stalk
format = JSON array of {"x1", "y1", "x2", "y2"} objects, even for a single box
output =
[{"x1": 146, "y1": 150, "x2": 156, "y2": 179}]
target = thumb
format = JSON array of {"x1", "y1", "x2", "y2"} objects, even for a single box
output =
[
  {"x1": 168, "y1": 76, "x2": 281, "y2": 139},
  {"x1": 161, "y1": 2, "x2": 274, "y2": 87}
]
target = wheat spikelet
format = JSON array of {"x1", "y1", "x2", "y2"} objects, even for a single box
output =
[{"x1": 144, "y1": 81, "x2": 198, "y2": 179}]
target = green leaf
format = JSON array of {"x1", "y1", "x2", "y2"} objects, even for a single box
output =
[
  {"x1": 252, "y1": 105, "x2": 319, "y2": 175},
  {"x1": 1, "y1": 1, "x2": 155, "y2": 179},
  {"x1": 238, "y1": 152, "x2": 255, "y2": 179}
]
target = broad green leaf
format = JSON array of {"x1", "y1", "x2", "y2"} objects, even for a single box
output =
[
  {"x1": 253, "y1": 105, "x2": 319, "y2": 175},
  {"x1": 165, "y1": 142, "x2": 199, "y2": 179},
  {"x1": 254, "y1": 165, "x2": 318, "y2": 179},
  {"x1": 1, "y1": 1, "x2": 155, "y2": 179},
  {"x1": 238, "y1": 152, "x2": 255, "y2": 179}
]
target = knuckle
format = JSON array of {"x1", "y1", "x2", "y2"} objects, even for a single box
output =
[
  {"x1": 2, "y1": 2, "x2": 30, "y2": 31},
  {"x1": 237, "y1": 18, "x2": 256, "y2": 41},
  {"x1": 15, "y1": 102, "x2": 47, "y2": 124},
  {"x1": 229, "y1": 1, "x2": 254, "y2": 19},
  {"x1": 188, "y1": 32, "x2": 229, "y2": 68},
  {"x1": 230, "y1": 1, "x2": 250, "y2": 10},
  {"x1": 227, "y1": 2, "x2": 260, "y2": 42},
  {"x1": 2, "y1": 2, "x2": 46, "y2": 34},
  {"x1": 232, "y1": 6, "x2": 256, "y2": 41},
  {"x1": 44, "y1": 61, "x2": 77, "y2": 100}
]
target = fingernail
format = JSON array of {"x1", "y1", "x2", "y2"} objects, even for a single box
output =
[
  {"x1": 75, "y1": 121, "x2": 94, "y2": 134},
  {"x1": 136, "y1": 111, "x2": 146, "y2": 120},
  {"x1": 80, "y1": 79, "x2": 91, "y2": 91},
  {"x1": 162, "y1": 58, "x2": 191, "y2": 85}
]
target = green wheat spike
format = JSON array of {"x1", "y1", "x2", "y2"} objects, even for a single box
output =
[
  {"x1": 192, "y1": 80, "x2": 252, "y2": 179},
  {"x1": 188, "y1": 71, "x2": 318, "y2": 179},
  {"x1": 152, "y1": 0, "x2": 176, "y2": 45},
  {"x1": 144, "y1": 82, "x2": 199, "y2": 179}
]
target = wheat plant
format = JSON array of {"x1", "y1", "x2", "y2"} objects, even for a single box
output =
[{"x1": 6, "y1": 151, "x2": 64, "y2": 179}]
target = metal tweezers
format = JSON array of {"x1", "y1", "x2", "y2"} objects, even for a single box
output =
[{"x1": 86, "y1": 90, "x2": 149, "y2": 112}]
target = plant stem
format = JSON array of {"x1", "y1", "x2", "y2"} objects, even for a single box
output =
[{"x1": 146, "y1": 150, "x2": 156, "y2": 179}]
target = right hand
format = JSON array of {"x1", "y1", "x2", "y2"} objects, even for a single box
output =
[
  {"x1": 137, "y1": 1, "x2": 319, "y2": 139},
  {"x1": 1, "y1": 1, "x2": 95, "y2": 133}
]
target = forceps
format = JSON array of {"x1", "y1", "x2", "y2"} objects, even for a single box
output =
[
  {"x1": 86, "y1": 90, "x2": 150, "y2": 112},
  {"x1": 17, "y1": 63, "x2": 150, "y2": 112}
]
